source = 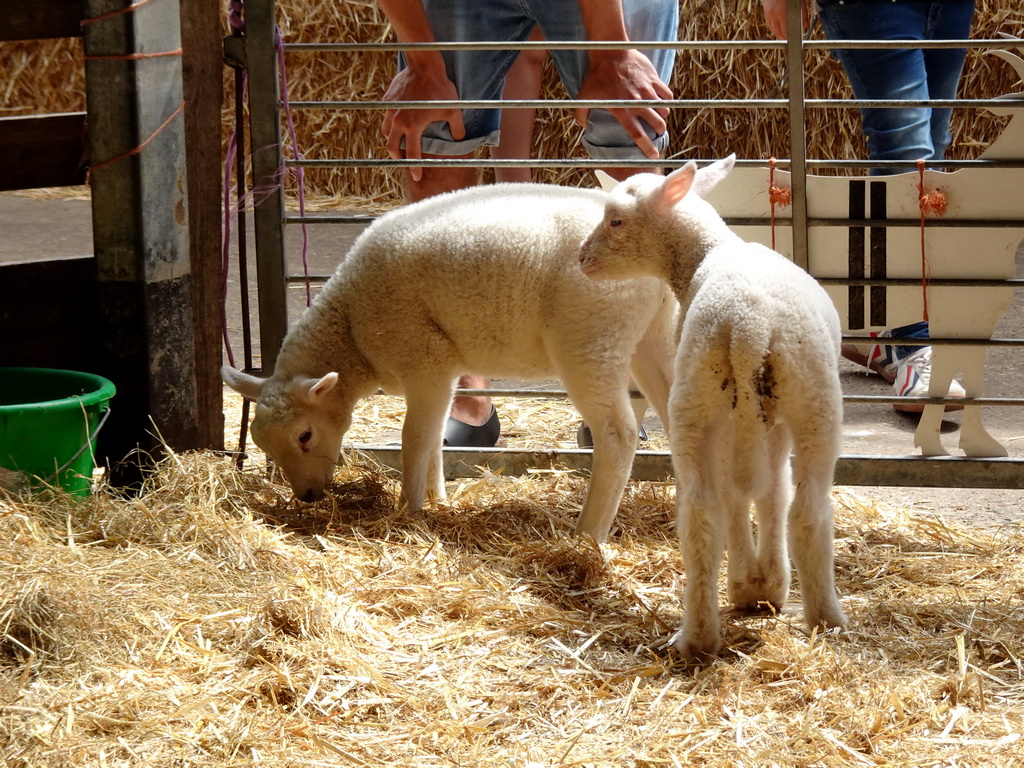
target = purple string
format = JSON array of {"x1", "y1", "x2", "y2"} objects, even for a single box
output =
[
  {"x1": 228, "y1": 0, "x2": 244, "y2": 32},
  {"x1": 275, "y1": 26, "x2": 312, "y2": 307}
]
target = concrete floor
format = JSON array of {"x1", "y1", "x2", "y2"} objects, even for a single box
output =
[{"x1": 3, "y1": 192, "x2": 1021, "y2": 526}]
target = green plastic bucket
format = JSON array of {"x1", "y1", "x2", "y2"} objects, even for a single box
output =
[{"x1": 0, "y1": 367, "x2": 116, "y2": 496}]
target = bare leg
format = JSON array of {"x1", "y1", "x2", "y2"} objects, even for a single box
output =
[
  {"x1": 491, "y1": 29, "x2": 547, "y2": 184},
  {"x1": 451, "y1": 374, "x2": 493, "y2": 426}
]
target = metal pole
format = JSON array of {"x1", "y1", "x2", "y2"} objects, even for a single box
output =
[
  {"x1": 244, "y1": 0, "x2": 289, "y2": 374},
  {"x1": 785, "y1": 0, "x2": 810, "y2": 270},
  {"x1": 352, "y1": 446, "x2": 1024, "y2": 489}
]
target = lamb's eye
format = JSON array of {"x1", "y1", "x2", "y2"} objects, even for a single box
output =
[
  {"x1": 298, "y1": 429, "x2": 313, "y2": 451},
  {"x1": 609, "y1": 219, "x2": 623, "y2": 228}
]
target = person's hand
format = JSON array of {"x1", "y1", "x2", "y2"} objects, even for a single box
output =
[
  {"x1": 381, "y1": 56, "x2": 465, "y2": 182},
  {"x1": 573, "y1": 49, "x2": 672, "y2": 160},
  {"x1": 762, "y1": 0, "x2": 809, "y2": 41}
]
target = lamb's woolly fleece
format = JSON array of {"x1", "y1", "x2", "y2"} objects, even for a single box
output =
[
  {"x1": 224, "y1": 181, "x2": 678, "y2": 541},
  {"x1": 280, "y1": 184, "x2": 663, "y2": 388},
  {"x1": 579, "y1": 158, "x2": 847, "y2": 660},
  {"x1": 676, "y1": 242, "x2": 842, "y2": 433}
]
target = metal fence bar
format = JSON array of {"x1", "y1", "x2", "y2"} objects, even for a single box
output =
[
  {"x1": 289, "y1": 384, "x2": 1024, "y2": 412},
  {"x1": 284, "y1": 157, "x2": 1024, "y2": 171},
  {"x1": 389, "y1": 387, "x2": 1024, "y2": 408},
  {"x1": 286, "y1": 212, "x2": 1024, "y2": 227},
  {"x1": 283, "y1": 271, "x2": 1024, "y2": 290},
  {"x1": 784, "y1": 0, "x2": 810, "y2": 270},
  {"x1": 243, "y1": 1, "x2": 1024, "y2": 489},
  {"x1": 284, "y1": 97, "x2": 1024, "y2": 110},
  {"x1": 350, "y1": 446, "x2": 1024, "y2": 489},
  {"x1": 284, "y1": 38, "x2": 1024, "y2": 53}
]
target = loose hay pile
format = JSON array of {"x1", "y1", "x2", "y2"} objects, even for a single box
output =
[
  {"x1": 2, "y1": 442, "x2": 1023, "y2": 765},
  {"x1": 4, "y1": 6, "x2": 1024, "y2": 761}
]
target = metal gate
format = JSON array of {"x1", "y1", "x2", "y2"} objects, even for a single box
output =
[{"x1": 228, "y1": 0, "x2": 1024, "y2": 491}]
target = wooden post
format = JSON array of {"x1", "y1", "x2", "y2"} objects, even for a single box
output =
[
  {"x1": 180, "y1": 0, "x2": 225, "y2": 449},
  {"x1": 82, "y1": 0, "x2": 199, "y2": 485}
]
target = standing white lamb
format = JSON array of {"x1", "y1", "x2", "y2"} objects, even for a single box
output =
[
  {"x1": 580, "y1": 156, "x2": 848, "y2": 659},
  {"x1": 222, "y1": 182, "x2": 677, "y2": 542}
]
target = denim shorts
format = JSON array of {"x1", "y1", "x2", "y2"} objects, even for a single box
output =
[{"x1": 398, "y1": 0, "x2": 679, "y2": 160}]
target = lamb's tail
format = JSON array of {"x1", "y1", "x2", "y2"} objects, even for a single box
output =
[{"x1": 723, "y1": 326, "x2": 777, "y2": 498}]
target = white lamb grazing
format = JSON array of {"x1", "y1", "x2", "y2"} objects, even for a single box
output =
[
  {"x1": 222, "y1": 182, "x2": 677, "y2": 542},
  {"x1": 579, "y1": 156, "x2": 848, "y2": 659}
]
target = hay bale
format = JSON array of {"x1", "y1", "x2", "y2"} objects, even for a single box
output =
[{"x1": 2, "y1": 2, "x2": 1021, "y2": 207}]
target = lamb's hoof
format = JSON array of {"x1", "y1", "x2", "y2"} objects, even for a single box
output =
[
  {"x1": 806, "y1": 605, "x2": 849, "y2": 636},
  {"x1": 671, "y1": 621, "x2": 723, "y2": 663},
  {"x1": 731, "y1": 596, "x2": 786, "y2": 616},
  {"x1": 424, "y1": 489, "x2": 448, "y2": 505},
  {"x1": 729, "y1": 576, "x2": 788, "y2": 613},
  {"x1": 443, "y1": 406, "x2": 500, "y2": 447},
  {"x1": 672, "y1": 633, "x2": 722, "y2": 664}
]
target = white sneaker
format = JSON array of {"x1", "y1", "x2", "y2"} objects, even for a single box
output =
[{"x1": 891, "y1": 346, "x2": 966, "y2": 413}]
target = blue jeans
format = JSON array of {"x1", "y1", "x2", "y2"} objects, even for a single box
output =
[
  {"x1": 886, "y1": 320, "x2": 931, "y2": 358},
  {"x1": 819, "y1": 0, "x2": 975, "y2": 175},
  {"x1": 399, "y1": 0, "x2": 679, "y2": 160}
]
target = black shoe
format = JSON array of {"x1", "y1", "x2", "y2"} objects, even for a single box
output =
[
  {"x1": 443, "y1": 406, "x2": 501, "y2": 447},
  {"x1": 576, "y1": 422, "x2": 648, "y2": 448}
]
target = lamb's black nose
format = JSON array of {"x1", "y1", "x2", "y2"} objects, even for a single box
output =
[{"x1": 300, "y1": 488, "x2": 317, "y2": 503}]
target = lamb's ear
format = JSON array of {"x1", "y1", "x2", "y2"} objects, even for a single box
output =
[
  {"x1": 594, "y1": 169, "x2": 619, "y2": 192},
  {"x1": 693, "y1": 154, "x2": 736, "y2": 197},
  {"x1": 221, "y1": 366, "x2": 266, "y2": 402},
  {"x1": 300, "y1": 372, "x2": 339, "y2": 404},
  {"x1": 651, "y1": 162, "x2": 697, "y2": 217}
]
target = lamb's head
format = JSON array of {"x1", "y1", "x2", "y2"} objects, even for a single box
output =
[
  {"x1": 578, "y1": 155, "x2": 737, "y2": 281},
  {"x1": 221, "y1": 366, "x2": 349, "y2": 502}
]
